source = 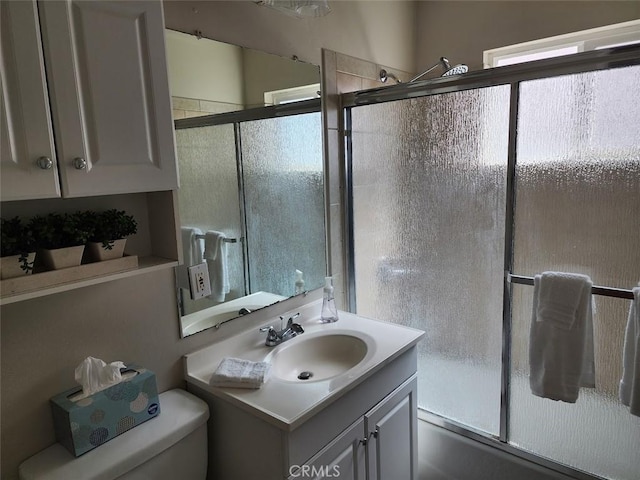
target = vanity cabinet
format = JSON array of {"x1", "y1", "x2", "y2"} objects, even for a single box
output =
[
  {"x1": 188, "y1": 345, "x2": 419, "y2": 480},
  {"x1": 1, "y1": 0, "x2": 177, "y2": 201},
  {"x1": 294, "y1": 375, "x2": 417, "y2": 480}
]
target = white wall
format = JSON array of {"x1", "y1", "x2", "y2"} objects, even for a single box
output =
[{"x1": 165, "y1": 29, "x2": 244, "y2": 104}]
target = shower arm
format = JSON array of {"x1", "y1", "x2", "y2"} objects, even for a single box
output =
[{"x1": 409, "y1": 57, "x2": 451, "y2": 83}]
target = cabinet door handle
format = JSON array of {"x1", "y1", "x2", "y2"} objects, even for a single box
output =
[
  {"x1": 37, "y1": 156, "x2": 53, "y2": 170},
  {"x1": 359, "y1": 437, "x2": 368, "y2": 446},
  {"x1": 73, "y1": 157, "x2": 87, "y2": 170}
]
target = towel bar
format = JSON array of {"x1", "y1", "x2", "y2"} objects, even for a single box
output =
[
  {"x1": 195, "y1": 234, "x2": 238, "y2": 243},
  {"x1": 507, "y1": 273, "x2": 635, "y2": 300}
]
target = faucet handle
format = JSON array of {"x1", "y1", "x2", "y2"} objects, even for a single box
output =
[
  {"x1": 259, "y1": 325, "x2": 279, "y2": 346},
  {"x1": 285, "y1": 312, "x2": 301, "y2": 327}
]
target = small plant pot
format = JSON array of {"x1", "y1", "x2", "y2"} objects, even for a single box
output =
[
  {"x1": 39, "y1": 245, "x2": 86, "y2": 270},
  {"x1": 0, "y1": 252, "x2": 36, "y2": 280},
  {"x1": 86, "y1": 239, "x2": 127, "y2": 262}
]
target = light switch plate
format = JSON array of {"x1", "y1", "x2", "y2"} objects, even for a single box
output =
[{"x1": 188, "y1": 262, "x2": 211, "y2": 299}]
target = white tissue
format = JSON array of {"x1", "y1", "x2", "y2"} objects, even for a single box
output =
[{"x1": 74, "y1": 356, "x2": 126, "y2": 400}]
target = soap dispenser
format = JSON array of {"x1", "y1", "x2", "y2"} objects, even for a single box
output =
[
  {"x1": 321, "y1": 276, "x2": 338, "y2": 323},
  {"x1": 295, "y1": 269, "x2": 305, "y2": 295}
]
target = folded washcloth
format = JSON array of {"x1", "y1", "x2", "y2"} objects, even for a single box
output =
[
  {"x1": 210, "y1": 357, "x2": 270, "y2": 389},
  {"x1": 620, "y1": 285, "x2": 640, "y2": 416},
  {"x1": 529, "y1": 272, "x2": 595, "y2": 403}
]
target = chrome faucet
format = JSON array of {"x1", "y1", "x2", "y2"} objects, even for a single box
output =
[{"x1": 260, "y1": 313, "x2": 304, "y2": 347}]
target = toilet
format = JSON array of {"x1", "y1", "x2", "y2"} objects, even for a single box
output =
[{"x1": 18, "y1": 389, "x2": 209, "y2": 480}]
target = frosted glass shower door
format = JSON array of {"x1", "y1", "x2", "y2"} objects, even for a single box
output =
[
  {"x1": 350, "y1": 87, "x2": 511, "y2": 435},
  {"x1": 175, "y1": 124, "x2": 245, "y2": 315},
  {"x1": 239, "y1": 112, "x2": 325, "y2": 297},
  {"x1": 509, "y1": 65, "x2": 640, "y2": 480}
]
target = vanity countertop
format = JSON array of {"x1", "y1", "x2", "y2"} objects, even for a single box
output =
[{"x1": 183, "y1": 300, "x2": 425, "y2": 431}]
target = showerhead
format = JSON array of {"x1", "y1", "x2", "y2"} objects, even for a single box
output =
[{"x1": 442, "y1": 63, "x2": 469, "y2": 77}]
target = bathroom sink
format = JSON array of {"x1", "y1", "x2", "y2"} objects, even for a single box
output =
[
  {"x1": 267, "y1": 334, "x2": 368, "y2": 382},
  {"x1": 183, "y1": 301, "x2": 425, "y2": 430}
]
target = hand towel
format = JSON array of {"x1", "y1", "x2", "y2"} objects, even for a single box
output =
[
  {"x1": 203, "y1": 231, "x2": 230, "y2": 302},
  {"x1": 210, "y1": 357, "x2": 271, "y2": 389},
  {"x1": 176, "y1": 227, "x2": 204, "y2": 291},
  {"x1": 620, "y1": 285, "x2": 640, "y2": 416},
  {"x1": 529, "y1": 272, "x2": 595, "y2": 403}
]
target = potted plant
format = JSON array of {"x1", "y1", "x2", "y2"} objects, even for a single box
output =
[
  {"x1": 29, "y1": 212, "x2": 90, "y2": 270},
  {"x1": 82, "y1": 209, "x2": 137, "y2": 262},
  {"x1": 0, "y1": 217, "x2": 36, "y2": 279}
]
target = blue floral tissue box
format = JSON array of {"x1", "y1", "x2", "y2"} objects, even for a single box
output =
[{"x1": 50, "y1": 366, "x2": 160, "y2": 457}]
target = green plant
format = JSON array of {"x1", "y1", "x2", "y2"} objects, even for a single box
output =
[
  {"x1": 0, "y1": 217, "x2": 36, "y2": 272},
  {"x1": 83, "y1": 209, "x2": 137, "y2": 250},
  {"x1": 28, "y1": 212, "x2": 90, "y2": 250}
]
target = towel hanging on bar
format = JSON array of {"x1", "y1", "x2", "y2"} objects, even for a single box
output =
[
  {"x1": 529, "y1": 272, "x2": 596, "y2": 403},
  {"x1": 508, "y1": 273, "x2": 634, "y2": 300}
]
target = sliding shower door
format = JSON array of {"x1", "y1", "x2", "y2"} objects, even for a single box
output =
[
  {"x1": 346, "y1": 50, "x2": 640, "y2": 480},
  {"x1": 175, "y1": 106, "x2": 325, "y2": 319},
  {"x1": 509, "y1": 65, "x2": 640, "y2": 479},
  {"x1": 350, "y1": 86, "x2": 511, "y2": 435},
  {"x1": 175, "y1": 124, "x2": 245, "y2": 315},
  {"x1": 239, "y1": 112, "x2": 325, "y2": 298}
]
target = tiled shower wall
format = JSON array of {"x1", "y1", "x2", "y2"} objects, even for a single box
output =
[{"x1": 321, "y1": 49, "x2": 412, "y2": 309}]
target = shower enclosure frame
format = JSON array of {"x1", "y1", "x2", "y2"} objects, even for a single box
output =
[
  {"x1": 341, "y1": 45, "x2": 640, "y2": 480},
  {"x1": 174, "y1": 98, "x2": 321, "y2": 314}
]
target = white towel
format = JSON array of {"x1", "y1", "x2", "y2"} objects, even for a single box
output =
[
  {"x1": 620, "y1": 285, "x2": 640, "y2": 416},
  {"x1": 176, "y1": 227, "x2": 204, "y2": 290},
  {"x1": 203, "y1": 231, "x2": 230, "y2": 302},
  {"x1": 529, "y1": 272, "x2": 595, "y2": 403},
  {"x1": 210, "y1": 357, "x2": 270, "y2": 389}
]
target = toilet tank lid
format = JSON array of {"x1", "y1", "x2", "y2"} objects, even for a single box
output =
[{"x1": 18, "y1": 389, "x2": 209, "y2": 480}]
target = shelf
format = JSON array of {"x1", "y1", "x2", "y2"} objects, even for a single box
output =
[
  {"x1": 0, "y1": 191, "x2": 181, "y2": 306},
  {"x1": 0, "y1": 256, "x2": 178, "y2": 305}
]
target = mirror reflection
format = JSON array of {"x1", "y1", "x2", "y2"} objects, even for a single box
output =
[
  {"x1": 165, "y1": 30, "x2": 326, "y2": 337},
  {"x1": 166, "y1": 29, "x2": 320, "y2": 116}
]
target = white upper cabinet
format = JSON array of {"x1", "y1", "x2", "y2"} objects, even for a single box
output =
[
  {"x1": 1, "y1": 1, "x2": 61, "y2": 200},
  {"x1": 1, "y1": 0, "x2": 178, "y2": 201}
]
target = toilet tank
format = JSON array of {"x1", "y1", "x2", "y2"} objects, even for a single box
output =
[{"x1": 19, "y1": 389, "x2": 209, "y2": 480}]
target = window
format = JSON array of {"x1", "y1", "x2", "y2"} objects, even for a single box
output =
[
  {"x1": 263, "y1": 83, "x2": 321, "y2": 105},
  {"x1": 484, "y1": 19, "x2": 640, "y2": 68}
]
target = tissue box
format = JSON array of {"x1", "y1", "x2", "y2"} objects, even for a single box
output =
[{"x1": 50, "y1": 366, "x2": 160, "y2": 457}]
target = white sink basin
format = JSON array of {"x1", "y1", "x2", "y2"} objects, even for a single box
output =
[{"x1": 267, "y1": 334, "x2": 368, "y2": 382}]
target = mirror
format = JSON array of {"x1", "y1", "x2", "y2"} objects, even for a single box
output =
[{"x1": 165, "y1": 29, "x2": 326, "y2": 337}]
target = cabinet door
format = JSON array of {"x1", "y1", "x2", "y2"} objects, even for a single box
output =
[
  {"x1": 365, "y1": 375, "x2": 418, "y2": 480},
  {"x1": 1, "y1": 0, "x2": 60, "y2": 201},
  {"x1": 38, "y1": 0, "x2": 178, "y2": 197},
  {"x1": 290, "y1": 417, "x2": 366, "y2": 480}
]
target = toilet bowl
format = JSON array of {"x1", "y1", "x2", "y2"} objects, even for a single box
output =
[{"x1": 18, "y1": 389, "x2": 209, "y2": 480}]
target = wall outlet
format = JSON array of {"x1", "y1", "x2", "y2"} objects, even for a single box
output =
[{"x1": 188, "y1": 262, "x2": 211, "y2": 299}]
